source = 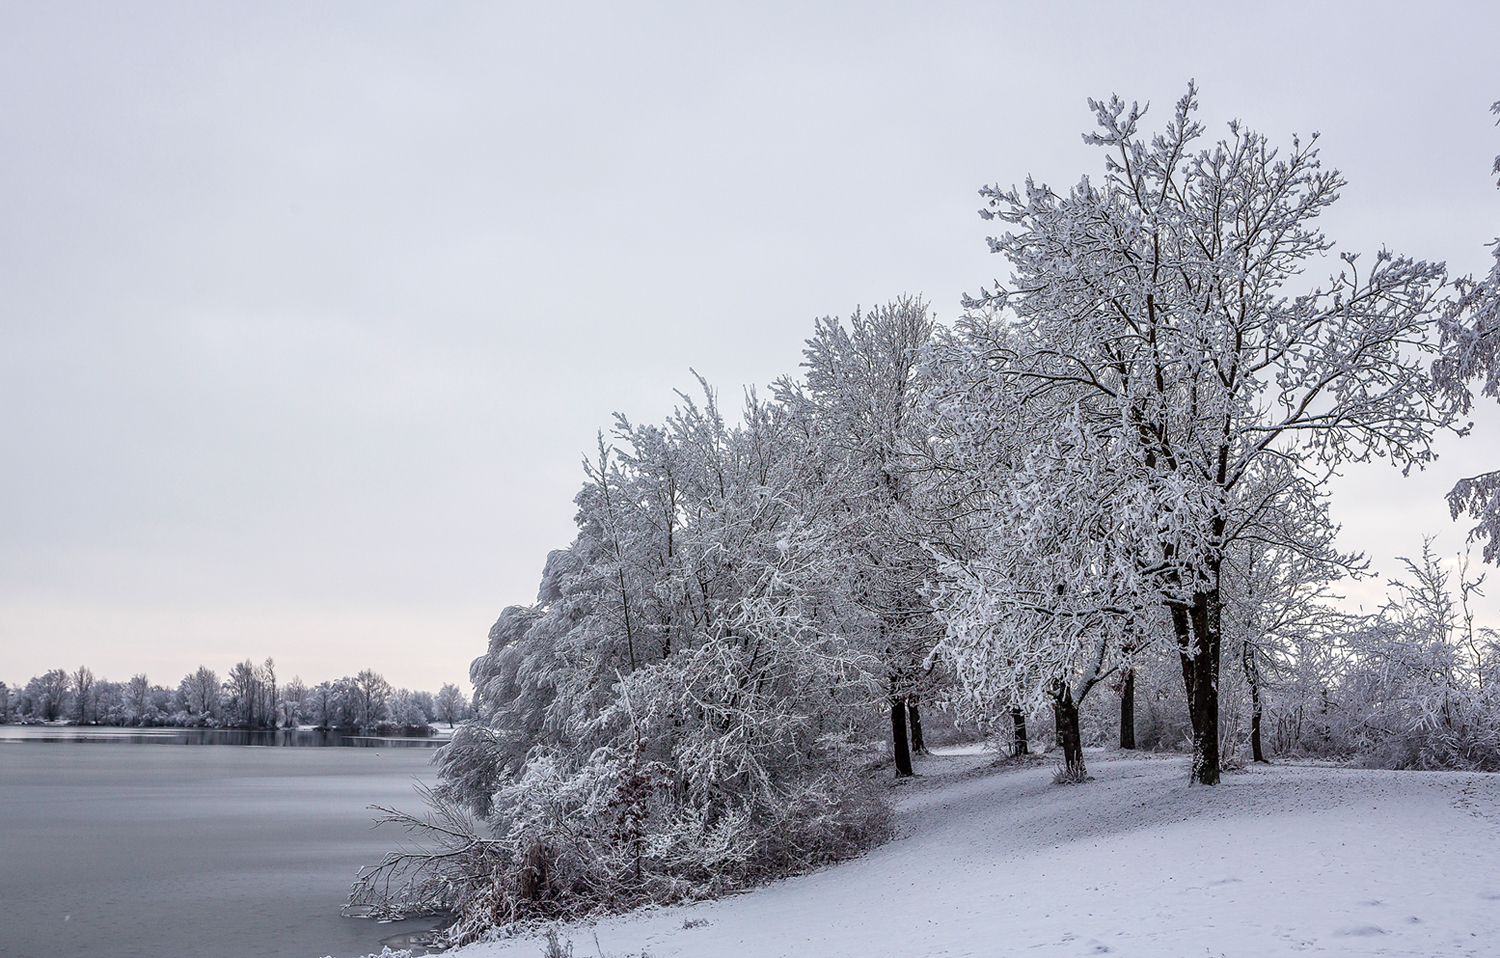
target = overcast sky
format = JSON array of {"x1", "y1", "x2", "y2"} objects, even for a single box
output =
[{"x1": 2, "y1": 1, "x2": 1498, "y2": 694}]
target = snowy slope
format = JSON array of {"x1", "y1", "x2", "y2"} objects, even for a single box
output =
[{"x1": 445, "y1": 747, "x2": 1500, "y2": 958}]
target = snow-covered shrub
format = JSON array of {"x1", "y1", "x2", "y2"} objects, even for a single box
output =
[{"x1": 1337, "y1": 545, "x2": 1500, "y2": 770}]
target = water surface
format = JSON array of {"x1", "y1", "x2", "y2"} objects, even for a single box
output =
[{"x1": 0, "y1": 738, "x2": 449, "y2": 958}]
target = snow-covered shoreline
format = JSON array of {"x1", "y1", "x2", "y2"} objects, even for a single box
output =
[{"x1": 446, "y1": 747, "x2": 1500, "y2": 958}]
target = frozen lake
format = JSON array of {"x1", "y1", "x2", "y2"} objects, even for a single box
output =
[{"x1": 0, "y1": 732, "x2": 448, "y2": 958}]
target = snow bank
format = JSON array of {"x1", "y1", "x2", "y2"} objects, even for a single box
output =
[{"x1": 444, "y1": 747, "x2": 1500, "y2": 958}]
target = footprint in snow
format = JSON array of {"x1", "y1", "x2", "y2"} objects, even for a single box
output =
[{"x1": 1333, "y1": 924, "x2": 1387, "y2": 937}]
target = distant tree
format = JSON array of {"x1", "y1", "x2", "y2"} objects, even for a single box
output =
[
  {"x1": 411, "y1": 690, "x2": 436, "y2": 725},
  {"x1": 1222, "y1": 491, "x2": 1351, "y2": 763},
  {"x1": 92, "y1": 679, "x2": 125, "y2": 724},
  {"x1": 177, "y1": 666, "x2": 221, "y2": 724},
  {"x1": 385, "y1": 688, "x2": 429, "y2": 730},
  {"x1": 434, "y1": 683, "x2": 465, "y2": 728},
  {"x1": 351, "y1": 669, "x2": 392, "y2": 731},
  {"x1": 279, "y1": 676, "x2": 308, "y2": 728},
  {"x1": 124, "y1": 674, "x2": 156, "y2": 726},
  {"x1": 69, "y1": 666, "x2": 94, "y2": 724},
  {"x1": 0, "y1": 682, "x2": 11, "y2": 723},
  {"x1": 306, "y1": 681, "x2": 339, "y2": 729},
  {"x1": 260, "y1": 658, "x2": 277, "y2": 729},
  {"x1": 225, "y1": 660, "x2": 261, "y2": 728},
  {"x1": 26, "y1": 669, "x2": 70, "y2": 722}
]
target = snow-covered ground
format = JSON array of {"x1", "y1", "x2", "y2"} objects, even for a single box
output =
[{"x1": 447, "y1": 746, "x2": 1500, "y2": 958}]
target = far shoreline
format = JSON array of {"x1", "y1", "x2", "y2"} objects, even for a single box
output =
[{"x1": 0, "y1": 723, "x2": 455, "y2": 746}]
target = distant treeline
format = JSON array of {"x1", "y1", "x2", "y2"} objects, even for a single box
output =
[{"x1": 0, "y1": 660, "x2": 473, "y2": 733}]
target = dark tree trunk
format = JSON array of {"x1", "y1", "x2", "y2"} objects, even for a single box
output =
[
  {"x1": 1119, "y1": 668, "x2": 1136, "y2": 750},
  {"x1": 1249, "y1": 693, "x2": 1266, "y2": 763},
  {"x1": 1010, "y1": 707, "x2": 1029, "y2": 756},
  {"x1": 890, "y1": 696, "x2": 913, "y2": 777},
  {"x1": 1053, "y1": 685, "x2": 1085, "y2": 779},
  {"x1": 907, "y1": 698, "x2": 926, "y2": 755},
  {"x1": 1171, "y1": 603, "x2": 1198, "y2": 739},
  {"x1": 1184, "y1": 587, "x2": 1223, "y2": 785},
  {"x1": 1242, "y1": 639, "x2": 1268, "y2": 763}
]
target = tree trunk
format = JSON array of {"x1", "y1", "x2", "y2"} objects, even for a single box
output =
[
  {"x1": 1184, "y1": 587, "x2": 1222, "y2": 785},
  {"x1": 1119, "y1": 668, "x2": 1136, "y2": 750},
  {"x1": 907, "y1": 698, "x2": 926, "y2": 755},
  {"x1": 1171, "y1": 603, "x2": 1198, "y2": 739},
  {"x1": 1249, "y1": 691, "x2": 1266, "y2": 763},
  {"x1": 890, "y1": 696, "x2": 913, "y2": 777},
  {"x1": 1053, "y1": 685, "x2": 1085, "y2": 779},
  {"x1": 1010, "y1": 707, "x2": 1029, "y2": 756},
  {"x1": 1242, "y1": 639, "x2": 1268, "y2": 763}
]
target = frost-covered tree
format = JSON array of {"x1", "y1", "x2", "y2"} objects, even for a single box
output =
[
  {"x1": 225, "y1": 660, "x2": 262, "y2": 728},
  {"x1": 386, "y1": 688, "x2": 430, "y2": 730},
  {"x1": 434, "y1": 682, "x2": 466, "y2": 727},
  {"x1": 1220, "y1": 479, "x2": 1354, "y2": 763},
  {"x1": 1437, "y1": 101, "x2": 1500, "y2": 561},
  {"x1": 278, "y1": 676, "x2": 308, "y2": 728},
  {"x1": 360, "y1": 383, "x2": 886, "y2": 939},
  {"x1": 85, "y1": 678, "x2": 114, "y2": 724},
  {"x1": 935, "y1": 85, "x2": 1456, "y2": 784},
  {"x1": 25, "y1": 669, "x2": 71, "y2": 722},
  {"x1": 305, "y1": 680, "x2": 342, "y2": 729},
  {"x1": 70, "y1": 666, "x2": 94, "y2": 724},
  {"x1": 124, "y1": 674, "x2": 157, "y2": 726},
  {"x1": 176, "y1": 666, "x2": 221, "y2": 725},
  {"x1": 351, "y1": 670, "x2": 391, "y2": 731},
  {"x1": 411, "y1": 689, "x2": 436, "y2": 724},
  {"x1": 775, "y1": 297, "x2": 945, "y2": 776},
  {"x1": 924, "y1": 366, "x2": 1163, "y2": 779}
]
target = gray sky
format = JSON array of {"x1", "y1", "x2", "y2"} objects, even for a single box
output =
[{"x1": 2, "y1": 1, "x2": 1498, "y2": 693}]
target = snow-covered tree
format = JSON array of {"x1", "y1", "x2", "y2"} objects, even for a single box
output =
[
  {"x1": 224, "y1": 659, "x2": 263, "y2": 728},
  {"x1": 1219, "y1": 477, "x2": 1355, "y2": 763},
  {"x1": 923, "y1": 366, "x2": 1163, "y2": 778},
  {"x1": 386, "y1": 688, "x2": 430, "y2": 730},
  {"x1": 434, "y1": 682, "x2": 466, "y2": 728},
  {"x1": 124, "y1": 674, "x2": 157, "y2": 726},
  {"x1": 305, "y1": 680, "x2": 343, "y2": 729},
  {"x1": 176, "y1": 666, "x2": 222, "y2": 725},
  {"x1": 934, "y1": 85, "x2": 1456, "y2": 784},
  {"x1": 70, "y1": 665, "x2": 94, "y2": 724},
  {"x1": 278, "y1": 676, "x2": 308, "y2": 728},
  {"x1": 24, "y1": 668, "x2": 70, "y2": 722},
  {"x1": 1436, "y1": 101, "x2": 1500, "y2": 561},
  {"x1": 775, "y1": 297, "x2": 946, "y2": 775},
  {"x1": 351, "y1": 669, "x2": 391, "y2": 731},
  {"x1": 362, "y1": 383, "x2": 886, "y2": 939}
]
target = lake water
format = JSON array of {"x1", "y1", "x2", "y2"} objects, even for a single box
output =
[{"x1": 0, "y1": 729, "x2": 451, "y2": 958}]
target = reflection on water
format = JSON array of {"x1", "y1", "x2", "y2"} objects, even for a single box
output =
[{"x1": 0, "y1": 724, "x2": 447, "y2": 747}]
